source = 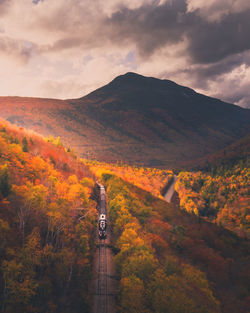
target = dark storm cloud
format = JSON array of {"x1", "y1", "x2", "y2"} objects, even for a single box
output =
[
  {"x1": 106, "y1": 0, "x2": 188, "y2": 57},
  {"x1": 107, "y1": 0, "x2": 250, "y2": 65},
  {"x1": 187, "y1": 8, "x2": 250, "y2": 64},
  {"x1": 38, "y1": 0, "x2": 250, "y2": 70},
  {"x1": 35, "y1": 0, "x2": 187, "y2": 55},
  {"x1": 159, "y1": 49, "x2": 250, "y2": 107},
  {"x1": 170, "y1": 52, "x2": 250, "y2": 89}
]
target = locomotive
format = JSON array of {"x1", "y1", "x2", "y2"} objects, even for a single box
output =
[
  {"x1": 98, "y1": 213, "x2": 107, "y2": 239},
  {"x1": 96, "y1": 182, "x2": 108, "y2": 239}
]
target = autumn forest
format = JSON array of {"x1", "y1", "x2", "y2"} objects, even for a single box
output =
[
  {"x1": 0, "y1": 120, "x2": 96, "y2": 312},
  {"x1": 0, "y1": 117, "x2": 249, "y2": 313}
]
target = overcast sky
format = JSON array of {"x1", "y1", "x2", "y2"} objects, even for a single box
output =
[{"x1": 0, "y1": 0, "x2": 250, "y2": 107}]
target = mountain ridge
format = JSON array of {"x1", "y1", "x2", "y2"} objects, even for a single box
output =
[
  {"x1": 78, "y1": 72, "x2": 239, "y2": 110},
  {"x1": 0, "y1": 72, "x2": 249, "y2": 167}
]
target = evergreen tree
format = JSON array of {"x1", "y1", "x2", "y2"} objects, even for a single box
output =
[
  {"x1": 22, "y1": 136, "x2": 29, "y2": 152},
  {"x1": 0, "y1": 164, "x2": 11, "y2": 198}
]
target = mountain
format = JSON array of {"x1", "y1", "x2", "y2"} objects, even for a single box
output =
[
  {"x1": 0, "y1": 72, "x2": 249, "y2": 167},
  {"x1": 181, "y1": 133, "x2": 250, "y2": 170}
]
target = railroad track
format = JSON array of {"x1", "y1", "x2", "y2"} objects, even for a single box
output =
[
  {"x1": 92, "y1": 183, "x2": 116, "y2": 313},
  {"x1": 97, "y1": 239, "x2": 108, "y2": 313}
]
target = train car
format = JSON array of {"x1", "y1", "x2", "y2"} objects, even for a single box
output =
[
  {"x1": 99, "y1": 202, "x2": 106, "y2": 214},
  {"x1": 100, "y1": 186, "x2": 105, "y2": 193},
  {"x1": 98, "y1": 214, "x2": 107, "y2": 239},
  {"x1": 99, "y1": 187, "x2": 106, "y2": 214}
]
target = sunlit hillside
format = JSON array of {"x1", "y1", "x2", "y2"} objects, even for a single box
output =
[
  {"x1": 0, "y1": 119, "x2": 96, "y2": 313},
  {"x1": 87, "y1": 160, "x2": 173, "y2": 199}
]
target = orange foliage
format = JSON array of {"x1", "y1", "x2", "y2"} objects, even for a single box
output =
[
  {"x1": 0, "y1": 119, "x2": 96, "y2": 312},
  {"x1": 87, "y1": 160, "x2": 173, "y2": 199}
]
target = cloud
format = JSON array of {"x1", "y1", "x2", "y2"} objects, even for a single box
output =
[
  {"x1": 39, "y1": 51, "x2": 138, "y2": 99},
  {"x1": 106, "y1": 0, "x2": 188, "y2": 57},
  {"x1": 3, "y1": 0, "x2": 249, "y2": 65},
  {"x1": 186, "y1": 9, "x2": 250, "y2": 64},
  {"x1": 0, "y1": 0, "x2": 11, "y2": 16},
  {"x1": 0, "y1": 35, "x2": 36, "y2": 63},
  {"x1": 0, "y1": 0, "x2": 249, "y2": 108},
  {"x1": 187, "y1": 0, "x2": 250, "y2": 22},
  {"x1": 209, "y1": 63, "x2": 250, "y2": 108},
  {"x1": 32, "y1": 0, "x2": 43, "y2": 4},
  {"x1": 104, "y1": 0, "x2": 250, "y2": 65}
]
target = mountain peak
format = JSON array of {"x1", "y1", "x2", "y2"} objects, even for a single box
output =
[
  {"x1": 121, "y1": 72, "x2": 142, "y2": 78},
  {"x1": 107, "y1": 72, "x2": 178, "y2": 92},
  {"x1": 117, "y1": 71, "x2": 145, "y2": 78},
  {"x1": 111, "y1": 72, "x2": 149, "y2": 84}
]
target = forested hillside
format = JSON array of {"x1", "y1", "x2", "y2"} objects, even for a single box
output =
[
  {"x1": 182, "y1": 134, "x2": 250, "y2": 170},
  {"x1": 0, "y1": 120, "x2": 96, "y2": 313},
  {"x1": 87, "y1": 160, "x2": 173, "y2": 199},
  {"x1": 176, "y1": 157, "x2": 249, "y2": 237},
  {"x1": 0, "y1": 118, "x2": 249, "y2": 313},
  {"x1": 94, "y1": 172, "x2": 249, "y2": 313}
]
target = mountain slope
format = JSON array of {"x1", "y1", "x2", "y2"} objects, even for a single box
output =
[
  {"x1": 0, "y1": 72, "x2": 249, "y2": 167},
  {"x1": 94, "y1": 170, "x2": 250, "y2": 313},
  {"x1": 0, "y1": 119, "x2": 96, "y2": 313},
  {"x1": 179, "y1": 133, "x2": 250, "y2": 170}
]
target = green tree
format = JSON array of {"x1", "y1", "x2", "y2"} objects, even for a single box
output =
[
  {"x1": 0, "y1": 218, "x2": 10, "y2": 252},
  {"x1": 150, "y1": 267, "x2": 221, "y2": 313},
  {"x1": 120, "y1": 275, "x2": 146, "y2": 313},
  {"x1": 22, "y1": 137, "x2": 29, "y2": 152},
  {"x1": 122, "y1": 250, "x2": 158, "y2": 282},
  {"x1": 0, "y1": 164, "x2": 12, "y2": 198}
]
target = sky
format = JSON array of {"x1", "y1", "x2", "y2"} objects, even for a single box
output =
[{"x1": 0, "y1": 0, "x2": 250, "y2": 108}]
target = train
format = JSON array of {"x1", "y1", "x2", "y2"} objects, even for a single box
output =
[
  {"x1": 97, "y1": 183, "x2": 107, "y2": 239},
  {"x1": 98, "y1": 213, "x2": 107, "y2": 239},
  {"x1": 99, "y1": 188, "x2": 106, "y2": 214}
]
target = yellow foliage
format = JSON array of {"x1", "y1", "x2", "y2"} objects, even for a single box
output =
[
  {"x1": 118, "y1": 227, "x2": 144, "y2": 250},
  {"x1": 68, "y1": 174, "x2": 78, "y2": 185}
]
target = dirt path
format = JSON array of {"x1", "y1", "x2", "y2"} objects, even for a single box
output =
[{"x1": 164, "y1": 174, "x2": 177, "y2": 203}]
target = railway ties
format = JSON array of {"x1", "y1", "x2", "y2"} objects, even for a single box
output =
[
  {"x1": 96, "y1": 240, "x2": 108, "y2": 313},
  {"x1": 92, "y1": 183, "x2": 116, "y2": 313}
]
